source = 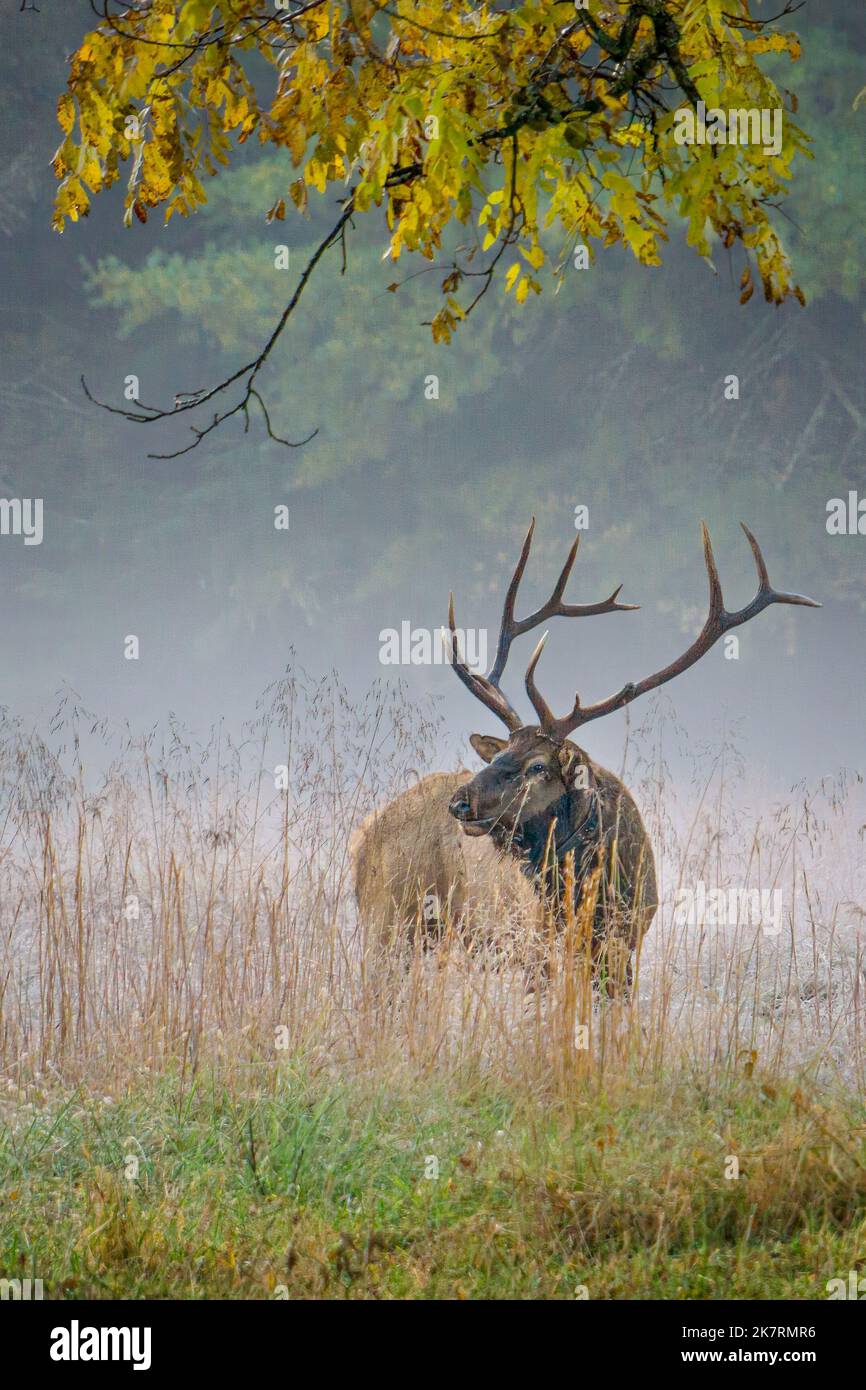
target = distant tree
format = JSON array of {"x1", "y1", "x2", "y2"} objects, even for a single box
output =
[{"x1": 53, "y1": 1, "x2": 809, "y2": 455}]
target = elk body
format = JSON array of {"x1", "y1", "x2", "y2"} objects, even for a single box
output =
[
  {"x1": 350, "y1": 770, "x2": 542, "y2": 963},
  {"x1": 353, "y1": 518, "x2": 819, "y2": 994}
]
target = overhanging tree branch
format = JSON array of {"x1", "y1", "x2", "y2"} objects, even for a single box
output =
[
  {"x1": 60, "y1": 1, "x2": 808, "y2": 457},
  {"x1": 81, "y1": 163, "x2": 422, "y2": 459}
]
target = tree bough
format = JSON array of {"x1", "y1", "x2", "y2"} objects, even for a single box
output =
[{"x1": 54, "y1": 1, "x2": 810, "y2": 456}]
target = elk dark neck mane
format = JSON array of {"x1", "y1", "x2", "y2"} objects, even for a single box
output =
[{"x1": 506, "y1": 784, "x2": 601, "y2": 880}]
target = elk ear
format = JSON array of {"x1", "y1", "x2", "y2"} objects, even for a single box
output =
[
  {"x1": 469, "y1": 733, "x2": 507, "y2": 765},
  {"x1": 558, "y1": 744, "x2": 589, "y2": 788}
]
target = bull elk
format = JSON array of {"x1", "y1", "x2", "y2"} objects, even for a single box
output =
[{"x1": 353, "y1": 519, "x2": 819, "y2": 994}]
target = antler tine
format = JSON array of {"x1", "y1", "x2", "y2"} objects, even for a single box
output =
[
  {"x1": 558, "y1": 579, "x2": 640, "y2": 618},
  {"x1": 739, "y1": 522, "x2": 821, "y2": 612},
  {"x1": 488, "y1": 520, "x2": 638, "y2": 686},
  {"x1": 534, "y1": 536, "x2": 636, "y2": 617},
  {"x1": 524, "y1": 630, "x2": 557, "y2": 728},
  {"x1": 487, "y1": 517, "x2": 537, "y2": 685},
  {"x1": 545, "y1": 521, "x2": 821, "y2": 741},
  {"x1": 546, "y1": 534, "x2": 580, "y2": 608},
  {"x1": 701, "y1": 520, "x2": 724, "y2": 624},
  {"x1": 447, "y1": 517, "x2": 638, "y2": 737},
  {"x1": 740, "y1": 521, "x2": 769, "y2": 590},
  {"x1": 515, "y1": 533, "x2": 639, "y2": 630},
  {"x1": 444, "y1": 594, "x2": 522, "y2": 734},
  {"x1": 526, "y1": 630, "x2": 586, "y2": 742}
]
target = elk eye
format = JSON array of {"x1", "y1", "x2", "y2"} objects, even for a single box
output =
[{"x1": 526, "y1": 761, "x2": 548, "y2": 777}]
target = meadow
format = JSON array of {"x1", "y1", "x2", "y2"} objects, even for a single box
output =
[{"x1": 1, "y1": 673, "x2": 864, "y2": 1299}]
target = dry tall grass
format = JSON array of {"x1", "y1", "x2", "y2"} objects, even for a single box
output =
[{"x1": 0, "y1": 671, "x2": 863, "y2": 1106}]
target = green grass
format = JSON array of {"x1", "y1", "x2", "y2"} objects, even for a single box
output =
[{"x1": 2, "y1": 1064, "x2": 865, "y2": 1299}]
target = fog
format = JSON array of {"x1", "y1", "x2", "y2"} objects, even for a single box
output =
[{"x1": 1, "y1": 1, "x2": 863, "y2": 793}]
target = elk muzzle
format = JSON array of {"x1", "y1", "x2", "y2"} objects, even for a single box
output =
[{"x1": 448, "y1": 783, "x2": 492, "y2": 836}]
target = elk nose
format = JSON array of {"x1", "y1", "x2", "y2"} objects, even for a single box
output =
[{"x1": 449, "y1": 787, "x2": 472, "y2": 821}]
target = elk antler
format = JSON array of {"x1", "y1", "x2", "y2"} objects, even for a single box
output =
[
  {"x1": 443, "y1": 517, "x2": 637, "y2": 733},
  {"x1": 527, "y1": 521, "x2": 821, "y2": 743}
]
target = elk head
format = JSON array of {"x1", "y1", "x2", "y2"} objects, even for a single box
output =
[{"x1": 445, "y1": 518, "x2": 819, "y2": 859}]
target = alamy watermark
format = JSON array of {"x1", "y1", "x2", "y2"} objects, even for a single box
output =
[
  {"x1": 0, "y1": 497, "x2": 42, "y2": 545},
  {"x1": 672, "y1": 881, "x2": 783, "y2": 937},
  {"x1": 1, "y1": 1276, "x2": 44, "y2": 1299},
  {"x1": 826, "y1": 491, "x2": 865, "y2": 535},
  {"x1": 50, "y1": 1321, "x2": 152, "y2": 1371},
  {"x1": 827, "y1": 1272, "x2": 866, "y2": 1299},
  {"x1": 379, "y1": 622, "x2": 487, "y2": 670},
  {"x1": 674, "y1": 101, "x2": 782, "y2": 158}
]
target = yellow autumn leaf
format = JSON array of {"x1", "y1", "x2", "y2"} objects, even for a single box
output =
[
  {"x1": 49, "y1": 0, "x2": 812, "y2": 341},
  {"x1": 57, "y1": 93, "x2": 75, "y2": 136},
  {"x1": 307, "y1": 10, "x2": 330, "y2": 41}
]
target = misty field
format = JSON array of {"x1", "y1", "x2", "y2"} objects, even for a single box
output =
[{"x1": 1, "y1": 673, "x2": 865, "y2": 1300}]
